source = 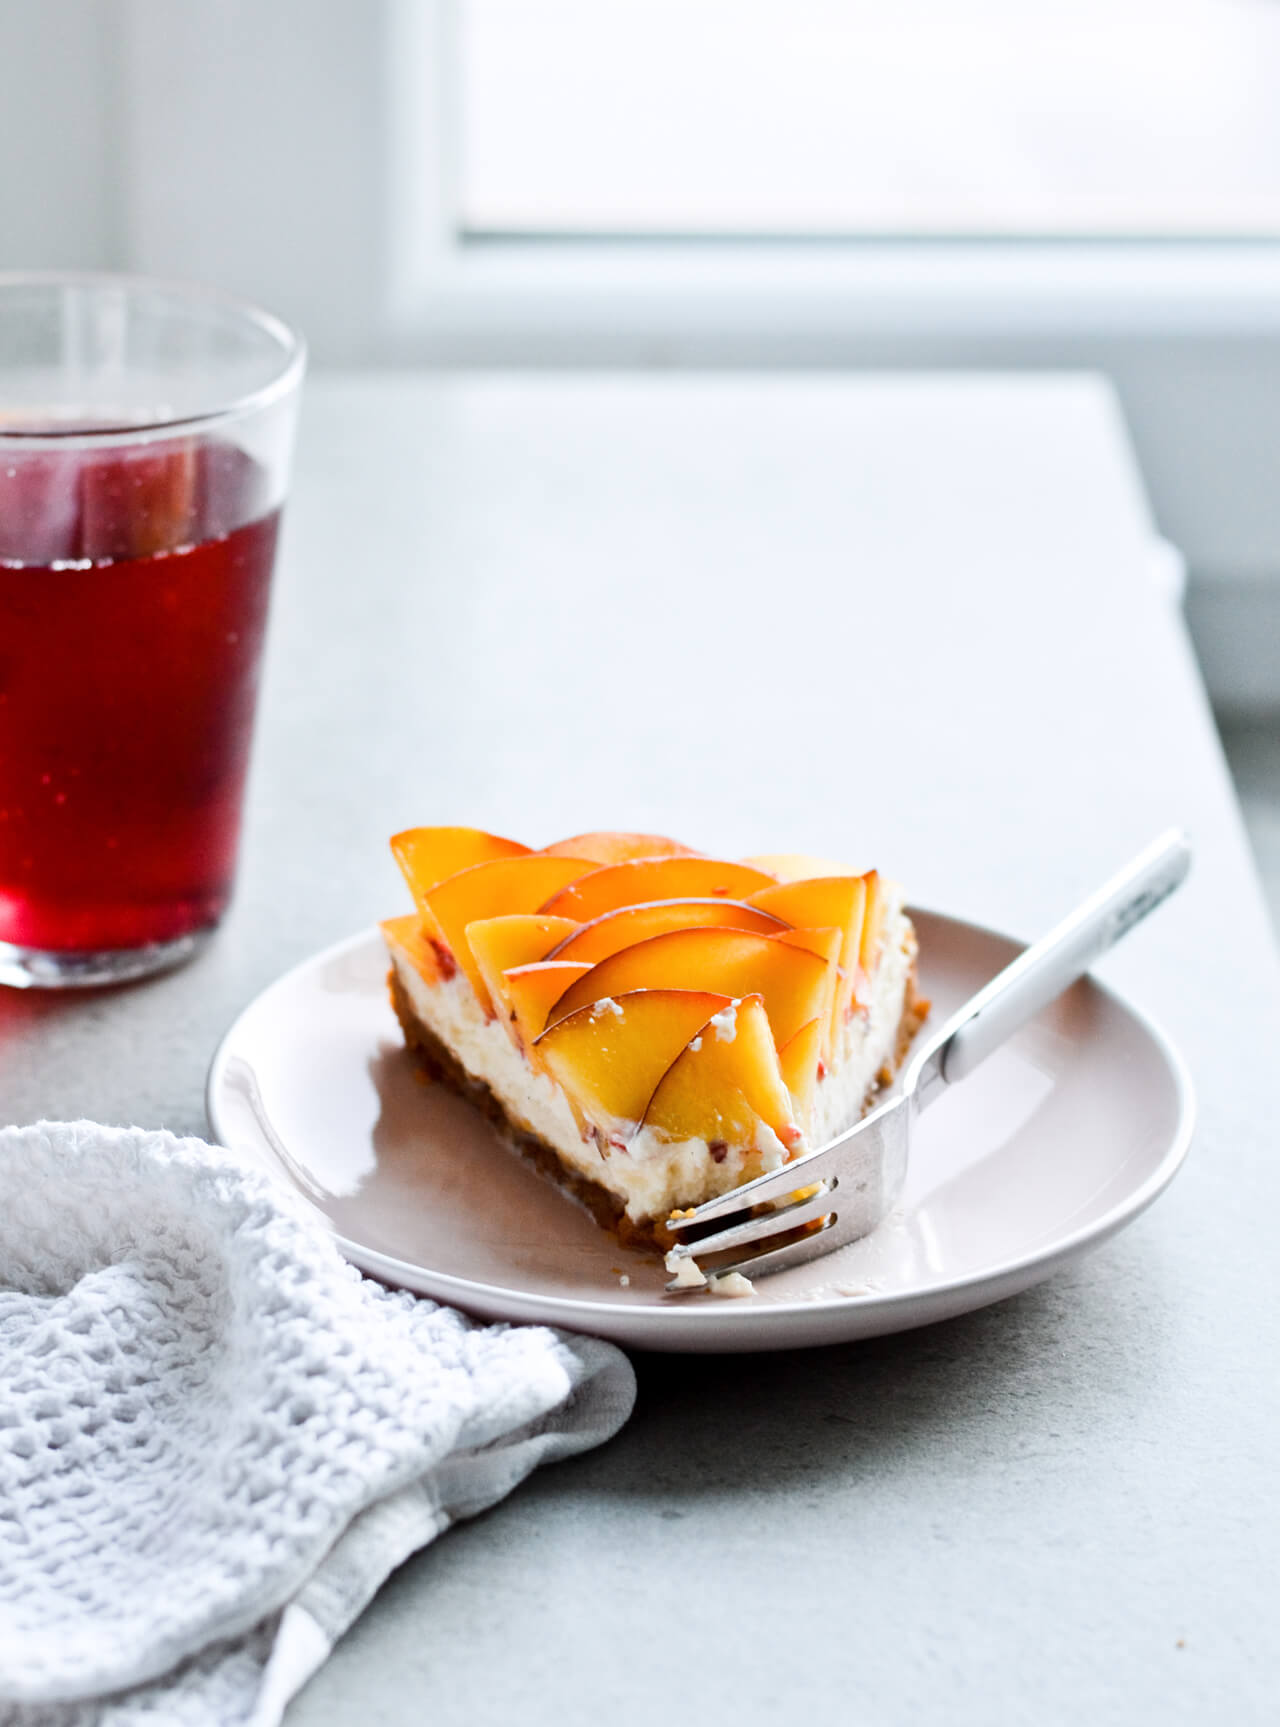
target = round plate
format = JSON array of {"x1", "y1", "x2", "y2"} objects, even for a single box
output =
[{"x1": 206, "y1": 911, "x2": 1194, "y2": 1353}]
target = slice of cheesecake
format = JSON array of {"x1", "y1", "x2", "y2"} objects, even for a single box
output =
[{"x1": 382, "y1": 826, "x2": 928, "y2": 1251}]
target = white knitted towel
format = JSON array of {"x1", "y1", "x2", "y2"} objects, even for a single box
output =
[{"x1": 0, "y1": 1122, "x2": 636, "y2": 1726}]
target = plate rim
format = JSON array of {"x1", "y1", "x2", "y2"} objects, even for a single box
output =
[{"x1": 206, "y1": 910, "x2": 1196, "y2": 1347}]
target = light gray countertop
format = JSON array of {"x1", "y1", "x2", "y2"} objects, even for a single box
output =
[{"x1": 7, "y1": 374, "x2": 1278, "y2": 1723}]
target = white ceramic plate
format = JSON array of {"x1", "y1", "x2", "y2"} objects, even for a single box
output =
[{"x1": 206, "y1": 911, "x2": 1194, "y2": 1353}]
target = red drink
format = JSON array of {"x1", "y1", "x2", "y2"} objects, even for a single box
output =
[{"x1": 0, "y1": 442, "x2": 279, "y2": 955}]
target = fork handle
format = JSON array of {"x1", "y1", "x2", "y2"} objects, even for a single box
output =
[{"x1": 917, "y1": 829, "x2": 1191, "y2": 1097}]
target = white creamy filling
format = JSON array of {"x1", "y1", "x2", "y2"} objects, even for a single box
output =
[{"x1": 387, "y1": 885, "x2": 915, "y2": 1225}]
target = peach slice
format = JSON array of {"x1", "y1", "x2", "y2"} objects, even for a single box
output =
[
  {"x1": 776, "y1": 1017, "x2": 824, "y2": 1117},
  {"x1": 773, "y1": 1008, "x2": 822, "y2": 1119},
  {"x1": 380, "y1": 913, "x2": 447, "y2": 986},
  {"x1": 751, "y1": 875, "x2": 868, "y2": 1023},
  {"x1": 777, "y1": 926, "x2": 843, "y2": 1056},
  {"x1": 541, "y1": 856, "x2": 776, "y2": 921},
  {"x1": 742, "y1": 852, "x2": 850, "y2": 883},
  {"x1": 546, "y1": 898, "x2": 787, "y2": 965},
  {"x1": 464, "y1": 915, "x2": 582, "y2": 1039},
  {"x1": 380, "y1": 911, "x2": 421, "y2": 949},
  {"x1": 500, "y1": 960, "x2": 597, "y2": 1036},
  {"x1": 534, "y1": 989, "x2": 733, "y2": 1143},
  {"x1": 391, "y1": 827, "x2": 531, "y2": 931},
  {"x1": 640, "y1": 995, "x2": 799, "y2": 1152},
  {"x1": 546, "y1": 927, "x2": 834, "y2": 1051},
  {"x1": 503, "y1": 960, "x2": 596, "y2": 1046},
  {"x1": 424, "y1": 855, "x2": 596, "y2": 1010},
  {"x1": 541, "y1": 831, "x2": 700, "y2": 865},
  {"x1": 778, "y1": 925, "x2": 841, "y2": 966},
  {"x1": 860, "y1": 870, "x2": 886, "y2": 975}
]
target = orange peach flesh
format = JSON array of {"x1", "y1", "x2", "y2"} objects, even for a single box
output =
[
  {"x1": 541, "y1": 856, "x2": 776, "y2": 922},
  {"x1": 534, "y1": 988, "x2": 734, "y2": 1141},
  {"x1": 776, "y1": 926, "x2": 843, "y2": 1060},
  {"x1": 540, "y1": 832, "x2": 700, "y2": 864},
  {"x1": 547, "y1": 898, "x2": 787, "y2": 964},
  {"x1": 464, "y1": 914, "x2": 582, "y2": 1044},
  {"x1": 424, "y1": 855, "x2": 596, "y2": 1011},
  {"x1": 776, "y1": 1016, "x2": 825, "y2": 1116},
  {"x1": 748, "y1": 874, "x2": 868, "y2": 1023},
  {"x1": 640, "y1": 995, "x2": 798, "y2": 1152},
  {"x1": 391, "y1": 826, "x2": 531, "y2": 930},
  {"x1": 546, "y1": 925, "x2": 835, "y2": 1052},
  {"x1": 503, "y1": 961, "x2": 595, "y2": 1046}
]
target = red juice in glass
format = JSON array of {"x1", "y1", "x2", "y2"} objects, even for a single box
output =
[
  {"x1": 1, "y1": 442, "x2": 278, "y2": 953},
  {"x1": 0, "y1": 274, "x2": 303, "y2": 987}
]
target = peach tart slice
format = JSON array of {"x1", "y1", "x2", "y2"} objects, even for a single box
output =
[{"x1": 383, "y1": 824, "x2": 928, "y2": 1252}]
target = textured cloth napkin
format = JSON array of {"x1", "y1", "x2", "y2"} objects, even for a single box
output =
[{"x1": 0, "y1": 1122, "x2": 635, "y2": 1726}]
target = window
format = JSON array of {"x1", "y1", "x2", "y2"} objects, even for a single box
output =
[{"x1": 459, "y1": 0, "x2": 1280, "y2": 240}]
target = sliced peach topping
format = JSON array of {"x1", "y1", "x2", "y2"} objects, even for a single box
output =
[
  {"x1": 776, "y1": 1017, "x2": 825, "y2": 1117},
  {"x1": 380, "y1": 913, "x2": 446, "y2": 985},
  {"x1": 640, "y1": 995, "x2": 799, "y2": 1153},
  {"x1": 424, "y1": 854, "x2": 596, "y2": 1011},
  {"x1": 541, "y1": 856, "x2": 776, "y2": 921},
  {"x1": 748, "y1": 874, "x2": 866, "y2": 1012},
  {"x1": 534, "y1": 989, "x2": 734, "y2": 1143},
  {"x1": 541, "y1": 831, "x2": 700, "y2": 864},
  {"x1": 503, "y1": 961, "x2": 595, "y2": 1046},
  {"x1": 546, "y1": 926, "x2": 834, "y2": 1051},
  {"x1": 546, "y1": 898, "x2": 787, "y2": 965},
  {"x1": 777, "y1": 926, "x2": 843, "y2": 1057},
  {"x1": 384, "y1": 823, "x2": 918, "y2": 1190},
  {"x1": 391, "y1": 826, "x2": 531, "y2": 934},
  {"x1": 464, "y1": 915, "x2": 582, "y2": 1041},
  {"x1": 380, "y1": 911, "x2": 421, "y2": 949},
  {"x1": 859, "y1": 869, "x2": 886, "y2": 975}
]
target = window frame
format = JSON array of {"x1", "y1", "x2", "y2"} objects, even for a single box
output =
[{"x1": 386, "y1": 1, "x2": 1280, "y2": 363}]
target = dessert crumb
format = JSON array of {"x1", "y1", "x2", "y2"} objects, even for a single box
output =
[
  {"x1": 710, "y1": 1271, "x2": 755, "y2": 1298},
  {"x1": 619, "y1": 1273, "x2": 630, "y2": 1288},
  {"x1": 664, "y1": 1249, "x2": 707, "y2": 1289}
]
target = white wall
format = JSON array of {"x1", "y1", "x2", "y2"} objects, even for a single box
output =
[
  {"x1": 1, "y1": 0, "x2": 1276, "y2": 713},
  {"x1": 0, "y1": 1, "x2": 122, "y2": 271},
  {"x1": 120, "y1": 0, "x2": 393, "y2": 364}
]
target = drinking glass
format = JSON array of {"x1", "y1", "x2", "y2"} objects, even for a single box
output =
[{"x1": 0, "y1": 273, "x2": 305, "y2": 986}]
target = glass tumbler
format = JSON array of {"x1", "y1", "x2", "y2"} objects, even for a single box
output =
[{"x1": 0, "y1": 273, "x2": 304, "y2": 987}]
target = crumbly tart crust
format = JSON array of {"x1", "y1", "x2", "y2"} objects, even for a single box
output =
[{"x1": 388, "y1": 961, "x2": 930, "y2": 1254}]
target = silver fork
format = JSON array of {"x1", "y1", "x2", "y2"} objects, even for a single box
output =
[{"x1": 663, "y1": 829, "x2": 1192, "y2": 1292}]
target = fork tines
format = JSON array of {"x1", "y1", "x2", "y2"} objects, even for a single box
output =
[{"x1": 663, "y1": 1175, "x2": 840, "y2": 1289}]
